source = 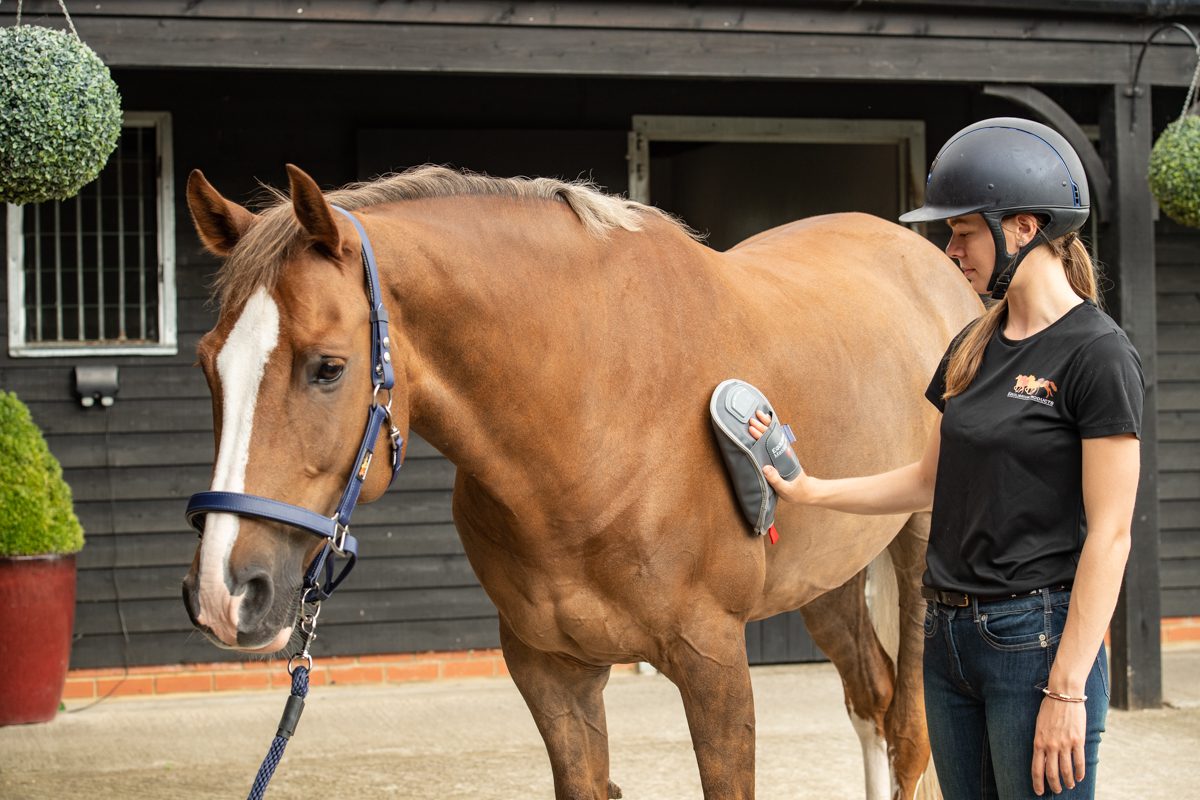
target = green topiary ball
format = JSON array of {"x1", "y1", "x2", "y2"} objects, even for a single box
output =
[
  {"x1": 1148, "y1": 114, "x2": 1200, "y2": 229},
  {"x1": 0, "y1": 390, "x2": 84, "y2": 557},
  {"x1": 0, "y1": 24, "x2": 122, "y2": 205}
]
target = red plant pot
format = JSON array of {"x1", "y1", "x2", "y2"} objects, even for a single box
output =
[{"x1": 0, "y1": 554, "x2": 77, "y2": 725}]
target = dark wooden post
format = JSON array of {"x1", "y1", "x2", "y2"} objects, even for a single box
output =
[{"x1": 1100, "y1": 83, "x2": 1163, "y2": 710}]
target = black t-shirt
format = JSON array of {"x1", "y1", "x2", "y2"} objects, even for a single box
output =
[{"x1": 924, "y1": 300, "x2": 1144, "y2": 595}]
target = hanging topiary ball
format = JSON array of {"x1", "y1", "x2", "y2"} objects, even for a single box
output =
[
  {"x1": 1148, "y1": 113, "x2": 1200, "y2": 229},
  {"x1": 0, "y1": 24, "x2": 122, "y2": 205}
]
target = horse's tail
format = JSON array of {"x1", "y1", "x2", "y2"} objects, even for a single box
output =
[{"x1": 867, "y1": 517, "x2": 944, "y2": 800}]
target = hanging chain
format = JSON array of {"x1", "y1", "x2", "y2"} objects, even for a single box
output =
[
  {"x1": 3, "y1": 0, "x2": 80, "y2": 37},
  {"x1": 55, "y1": 0, "x2": 78, "y2": 39},
  {"x1": 1181, "y1": 43, "x2": 1200, "y2": 120}
]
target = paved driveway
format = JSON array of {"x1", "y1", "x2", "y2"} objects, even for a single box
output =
[{"x1": 2, "y1": 650, "x2": 1197, "y2": 799}]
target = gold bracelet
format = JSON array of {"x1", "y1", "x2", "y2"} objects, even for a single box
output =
[{"x1": 1042, "y1": 687, "x2": 1087, "y2": 703}]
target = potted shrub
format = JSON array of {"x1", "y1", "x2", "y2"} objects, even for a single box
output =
[{"x1": 0, "y1": 390, "x2": 85, "y2": 725}]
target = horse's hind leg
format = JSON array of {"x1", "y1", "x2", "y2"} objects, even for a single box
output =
[
  {"x1": 883, "y1": 513, "x2": 934, "y2": 800},
  {"x1": 499, "y1": 616, "x2": 621, "y2": 800},
  {"x1": 800, "y1": 571, "x2": 897, "y2": 800}
]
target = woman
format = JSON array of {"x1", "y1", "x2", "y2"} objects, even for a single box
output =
[{"x1": 753, "y1": 117, "x2": 1143, "y2": 799}]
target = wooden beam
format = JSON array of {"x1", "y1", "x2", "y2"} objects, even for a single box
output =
[
  {"x1": 3, "y1": 1, "x2": 1194, "y2": 45},
  {"x1": 0, "y1": 14, "x2": 1195, "y2": 85},
  {"x1": 1101, "y1": 82, "x2": 1163, "y2": 711}
]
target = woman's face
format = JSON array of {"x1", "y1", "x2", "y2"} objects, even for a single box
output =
[{"x1": 944, "y1": 214, "x2": 996, "y2": 294}]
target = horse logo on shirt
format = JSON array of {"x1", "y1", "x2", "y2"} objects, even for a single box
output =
[{"x1": 1012, "y1": 374, "x2": 1058, "y2": 399}]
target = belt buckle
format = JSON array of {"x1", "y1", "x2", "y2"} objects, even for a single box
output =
[{"x1": 940, "y1": 591, "x2": 970, "y2": 607}]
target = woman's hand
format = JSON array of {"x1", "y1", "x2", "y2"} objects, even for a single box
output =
[
  {"x1": 747, "y1": 411, "x2": 816, "y2": 504},
  {"x1": 1031, "y1": 696, "x2": 1087, "y2": 795}
]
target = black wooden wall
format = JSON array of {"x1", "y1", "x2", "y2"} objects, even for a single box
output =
[
  {"x1": 1, "y1": 67, "x2": 1196, "y2": 670},
  {"x1": 1157, "y1": 216, "x2": 1200, "y2": 617}
]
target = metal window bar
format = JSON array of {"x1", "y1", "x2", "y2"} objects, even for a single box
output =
[
  {"x1": 32, "y1": 205, "x2": 42, "y2": 341},
  {"x1": 137, "y1": 127, "x2": 147, "y2": 337},
  {"x1": 76, "y1": 193, "x2": 84, "y2": 339},
  {"x1": 96, "y1": 170, "x2": 104, "y2": 341},
  {"x1": 14, "y1": 114, "x2": 172, "y2": 353},
  {"x1": 116, "y1": 140, "x2": 126, "y2": 340}
]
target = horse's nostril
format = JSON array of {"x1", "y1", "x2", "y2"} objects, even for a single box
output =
[
  {"x1": 238, "y1": 572, "x2": 274, "y2": 629},
  {"x1": 181, "y1": 578, "x2": 202, "y2": 628}
]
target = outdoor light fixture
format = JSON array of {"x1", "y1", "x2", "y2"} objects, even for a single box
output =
[{"x1": 74, "y1": 365, "x2": 119, "y2": 408}]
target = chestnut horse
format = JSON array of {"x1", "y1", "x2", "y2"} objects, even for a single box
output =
[{"x1": 182, "y1": 164, "x2": 980, "y2": 799}]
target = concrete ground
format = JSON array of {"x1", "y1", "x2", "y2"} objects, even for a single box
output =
[{"x1": 1, "y1": 649, "x2": 1197, "y2": 799}]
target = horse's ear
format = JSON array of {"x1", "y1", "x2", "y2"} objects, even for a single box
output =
[
  {"x1": 186, "y1": 170, "x2": 256, "y2": 256},
  {"x1": 286, "y1": 164, "x2": 341, "y2": 255}
]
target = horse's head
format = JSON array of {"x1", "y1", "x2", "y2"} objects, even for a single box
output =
[{"x1": 181, "y1": 165, "x2": 407, "y2": 652}]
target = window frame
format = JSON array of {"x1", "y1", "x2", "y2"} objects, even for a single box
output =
[{"x1": 6, "y1": 111, "x2": 177, "y2": 358}]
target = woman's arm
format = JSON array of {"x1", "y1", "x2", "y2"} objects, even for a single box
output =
[
  {"x1": 1031, "y1": 433, "x2": 1139, "y2": 796},
  {"x1": 753, "y1": 410, "x2": 941, "y2": 515}
]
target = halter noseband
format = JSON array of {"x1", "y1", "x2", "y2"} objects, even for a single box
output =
[{"x1": 185, "y1": 206, "x2": 403, "y2": 602}]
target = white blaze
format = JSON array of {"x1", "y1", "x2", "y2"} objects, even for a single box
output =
[{"x1": 197, "y1": 288, "x2": 280, "y2": 645}]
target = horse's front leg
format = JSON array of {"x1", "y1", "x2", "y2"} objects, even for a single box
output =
[
  {"x1": 499, "y1": 616, "x2": 621, "y2": 800},
  {"x1": 656, "y1": 616, "x2": 756, "y2": 800}
]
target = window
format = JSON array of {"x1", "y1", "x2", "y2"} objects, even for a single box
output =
[{"x1": 6, "y1": 112, "x2": 176, "y2": 357}]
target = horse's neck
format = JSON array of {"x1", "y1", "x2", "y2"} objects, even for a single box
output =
[{"x1": 376, "y1": 198, "x2": 713, "y2": 495}]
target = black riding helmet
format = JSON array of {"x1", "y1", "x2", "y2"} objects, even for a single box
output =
[{"x1": 900, "y1": 117, "x2": 1090, "y2": 300}]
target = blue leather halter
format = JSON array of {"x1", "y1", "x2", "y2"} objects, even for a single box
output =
[{"x1": 185, "y1": 206, "x2": 404, "y2": 603}]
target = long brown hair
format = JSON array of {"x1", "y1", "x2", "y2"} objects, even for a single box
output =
[{"x1": 943, "y1": 229, "x2": 1100, "y2": 399}]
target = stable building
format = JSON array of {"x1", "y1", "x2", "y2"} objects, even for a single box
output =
[{"x1": 2, "y1": 0, "x2": 1197, "y2": 708}]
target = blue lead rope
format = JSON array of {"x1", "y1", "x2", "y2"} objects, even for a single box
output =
[{"x1": 247, "y1": 665, "x2": 310, "y2": 800}]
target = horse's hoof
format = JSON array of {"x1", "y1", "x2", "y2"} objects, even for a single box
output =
[{"x1": 607, "y1": 779, "x2": 623, "y2": 799}]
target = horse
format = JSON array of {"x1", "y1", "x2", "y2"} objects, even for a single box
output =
[{"x1": 181, "y1": 163, "x2": 982, "y2": 800}]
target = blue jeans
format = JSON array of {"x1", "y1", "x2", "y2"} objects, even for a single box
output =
[{"x1": 923, "y1": 589, "x2": 1109, "y2": 800}]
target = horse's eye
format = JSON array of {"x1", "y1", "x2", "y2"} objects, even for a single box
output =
[{"x1": 316, "y1": 360, "x2": 345, "y2": 384}]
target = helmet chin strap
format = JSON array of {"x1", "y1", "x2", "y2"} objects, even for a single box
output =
[{"x1": 983, "y1": 215, "x2": 1045, "y2": 301}]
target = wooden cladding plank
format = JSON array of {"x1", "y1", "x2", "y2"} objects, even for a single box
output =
[
  {"x1": 1159, "y1": 472, "x2": 1200, "y2": 503},
  {"x1": 1158, "y1": 293, "x2": 1200, "y2": 325},
  {"x1": 15, "y1": 16, "x2": 1196, "y2": 86},
  {"x1": 1158, "y1": 325, "x2": 1200, "y2": 354},
  {"x1": 1160, "y1": 384, "x2": 1200, "y2": 413},
  {"x1": 0, "y1": 363, "x2": 209, "y2": 402},
  {"x1": 75, "y1": 585, "x2": 496, "y2": 636},
  {"x1": 64, "y1": 456, "x2": 456, "y2": 503},
  {"x1": 1160, "y1": 587, "x2": 1200, "y2": 618},
  {"x1": 1161, "y1": 442, "x2": 1200, "y2": 471},
  {"x1": 49, "y1": 431, "x2": 216, "y2": 469},
  {"x1": 73, "y1": 490, "x2": 453, "y2": 535},
  {"x1": 1160, "y1": 354, "x2": 1200, "y2": 382},
  {"x1": 1161, "y1": 557, "x2": 1200, "y2": 589},
  {"x1": 1161, "y1": 500, "x2": 1200, "y2": 532},
  {"x1": 45, "y1": 429, "x2": 442, "y2": 469},
  {"x1": 78, "y1": 522, "x2": 465, "y2": 569},
  {"x1": 313, "y1": 617, "x2": 501, "y2": 658},
  {"x1": 1157, "y1": 265, "x2": 1200, "y2": 293},
  {"x1": 1161, "y1": 529, "x2": 1200, "y2": 560},
  {"x1": 1159, "y1": 411, "x2": 1200, "y2": 442},
  {"x1": 69, "y1": 616, "x2": 502, "y2": 669},
  {"x1": 6, "y1": 1, "x2": 1183, "y2": 45},
  {"x1": 29, "y1": 399, "x2": 215, "y2": 436},
  {"x1": 78, "y1": 554, "x2": 479, "y2": 602}
]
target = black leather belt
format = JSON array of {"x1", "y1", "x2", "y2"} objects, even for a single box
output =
[{"x1": 921, "y1": 584, "x2": 1072, "y2": 607}]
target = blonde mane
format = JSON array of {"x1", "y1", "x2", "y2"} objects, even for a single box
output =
[{"x1": 215, "y1": 165, "x2": 693, "y2": 309}]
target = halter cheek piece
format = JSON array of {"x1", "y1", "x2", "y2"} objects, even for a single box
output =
[{"x1": 185, "y1": 206, "x2": 404, "y2": 603}]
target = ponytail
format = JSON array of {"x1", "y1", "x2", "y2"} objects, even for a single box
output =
[{"x1": 943, "y1": 230, "x2": 1100, "y2": 400}]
